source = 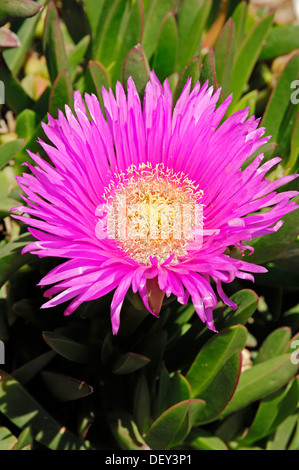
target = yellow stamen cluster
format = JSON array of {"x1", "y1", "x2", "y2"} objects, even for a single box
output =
[{"x1": 102, "y1": 163, "x2": 204, "y2": 265}]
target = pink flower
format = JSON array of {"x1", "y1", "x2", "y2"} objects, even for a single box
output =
[{"x1": 12, "y1": 72, "x2": 298, "y2": 334}]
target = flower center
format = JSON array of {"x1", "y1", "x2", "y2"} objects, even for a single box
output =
[{"x1": 100, "y1": 163, "x2": 204, "y2": 265}]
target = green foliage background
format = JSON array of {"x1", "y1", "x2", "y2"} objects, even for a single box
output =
[{"x1": 0, "y1": 0, "x2": 299, "y2": 451}]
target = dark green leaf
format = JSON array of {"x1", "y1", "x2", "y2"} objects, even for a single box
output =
[
  {"x1": 61, "y1": 0, "x2": 90, "y2": 44},
  {"x1": 0, "y1": 233, "x2": 33, "y2": 289},
  {"x1": 229, "y1": 14, "x2": 273, "y2": 106},
  {"x1": 41, "y1": 371, "x2": 93, "y2": 402},
  {"x1": 122, "y1": 44, "x2": 150, "y2": 96},
  {"x1": 42, "y1": 331, "x2": 91, "y2": 364},
  {"x1": 200, "y1": 49, "x2": 219, "y2": 90},
  {"x1": 220, "y1": 354, "x2": 299, "y2": 417},
  {"x1": 110, "y1": 0, "x2": 143, "y2": 84},
  {"x1": 261, "y1": 53, "x2": 299, "y2": 144},
  {"x1": 112, "y1": 352, "x2": 150, "y2": 375},
  {"x1": 13, "y1": 351, "x2": 56, "y2": 384},
  {"x1": 142, "y1": 0, "x2": 174, "y2": 60},
  {"x1": 222, "y1": 289, "x2": 259, "y2": 328},
  {"x1": 214, "y1": 18, "x2": 236, "y2": 98},
  {"x1": 49, "y1": 69, "x2": 72, "y2": 118},
  {"x1": 93, "y1": 0, "x2": 128, "y2": 65},
  {"x1": 3, "y1": 0, "x2": 46, "y2": 75},
  {"x1": 145, "y1": 399, "x2": 206, "y2": 450},
  {"x1": 0, "y1": 0, "x2": 42, "y2": 27},
  {"x1": 186, "y1": 325, "x2": 247, "y2": 398},
  {"x1": 195, "y1": 350, "x2": 242, "y2": 424},
  {"x1": 254, "y1": 327, "x2": 292, "y2": 365},
  {"x1": 178, "y1": 0, "x2": 212, "y2": 70},
  {"x1": 0, "y1": 55, "x2": 33, "y2": 113},
  {"x1": 133, "y1": 374, "x2": 151, "y2": 435},
  {"x1": 152, "y1": 12, "x2": 178, "y2": 82},
  {"x1": 240, "y1": 378, "x2": 299, "y2": 445},
  {"x1": 242, "y1": 196, "x2": 299, "y2": 265},
  {"x1": 0, "y1": 139, "x2": 25, "y2": 169},
  {"x1": 260, "y1": 24, "x2": 299, "y2": 60},
  {"x1": 68, "y1": 35, "x2": 91, "y2": 80},
  {"x1": 85, "y1": 60, "x2": 110, "y2": 112},
  {"x1": 0, "y1": 371, "x2": 87, "y2": 449},
  {"x1": 43, "y1": 2, "x2": 71, "y2": 85},
  {"x1": 173, "y1": 56, "x2": 202, "y2": 105}
]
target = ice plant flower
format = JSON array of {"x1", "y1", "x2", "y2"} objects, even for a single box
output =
[{"x1": 12, "y1": 72, "x2": 298, "y2": 334}]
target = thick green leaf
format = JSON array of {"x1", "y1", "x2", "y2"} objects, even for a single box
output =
[
  {"x1": 122, "y1": 44, "x2": 150, "y2": 96},
  {"x1": 152, "y1": 12, "x2": 178, "y2": 82},
  {"x1": 0, "y1": 139, "x2": 25, "y2": 170},
  {"x1": 110, "y1": 0, "x2": 143, "y2": 84},
  {"x1": 241, "y1": 196, "x2": 299, "y2": 265},
  {"x1": 288, "y1": 416, "x2": 299, "y2": 450},
  {"x1": 43, "y1": 2, "x2": 71, "y2": 85},
  {"x1": 261, "y1": 53, "x2": 299, "y2": 145},
  {"x1": 0, "y1": 426, "x2": 17, "y2": 450},
  {"x1": 16, "y1": 426, "x2": 33, "y2": 450},
  {"x1": 133, "y1": 373, "x2": 151, "y2": 435},
  {"x1": 195, "y1": 350, "x2": 242, "y2": 424},
  {"x1": 3, "y1": 0, "x2": 46, "y2": 75},
  {"x1": 178, "y1": 0, "x2": 212, "y2": 70},
  {"x1": 267, "y1": 415, "x2": 298, "y2": 450},
  {"x1": 85, "y1": 60, "x2": 110, "y2": 112},
  {"x1": 15, "y1": 109, "x2": 38, "y2": 140},
  {"x1": 13, "y1": 351, "x2": 56, "y2": 384},
  {"x1": 173, "y1": 56, "x2": 202, "y2": 105},
  {"x1": 145, "y1": 399, "x2": 206, "y2": 450},
  {"x1": 68, "y1": 35, "x2": 91, "y2": 79},
  {"x1": 229, "y1": 14, "x2": 273, "y2": 106},
  {"x1": 42, "y1": 331, "x2": 91, "y2": 364},
  {"x1": 41, "y1": 371, "x2": 93, "y2": 402},
  {"x1": 85, "y1": 0, "x2": 105, "y2": 35},
  {"x1": 186, "y1": 325, "x2": 247, "y2": 397},
  {"x1": 0, "y1": 233, "x2": 33, "y2": 289},
  {"x1": 189, "y1": 429, "x2": 228, "y2": 450},
  {"x1": 260, "y1": 24, "x2": 299, "y2": 60},
  {"x1": 222, "y1": 289, "x2": 259, "y2": 328},
  {"x1": 142, "y1": 0, "x2": 174, "y2": 60},
  {"x1": 93, "y1": 0, "x2": 128, "y2": 65},
  {"x1": 61, "y1": 0, "x2": 90, "y2": 44},
  {"x1": 231, "y1": 0, "x2": 248, "y2": 49},
  {"x1": 220, "y1": 354, "x2": 299, "y2": 417},
  {"x1": 200, "y1": 49, "x2": 219, "y2": 90},
  {"x1": 240, "y1": 378, "x2": 299, "y2": 445},
  {"x1": 167, "y1": 373, "x2": 192, "y2": 409},
  {"x1": 214, "y1": 18, "x2": 236, "y2": 98},
  {"x1": 108, "y1": 411, "x2": 148, "y2": 450},
  {"x1": 288, "y1": 110, "x2": 299, "y2": 171},
  {"x1": 0, "y1": 55, "x2": 33, "y2": 113},
  {"x1": 0, "y1": 371, "x2": 87, "y2": 450},
  {"x1": 0, "y1": 0, "x2": 42, "y2": 27},
  {"x1": 254, "y1": 327, "x2": 292, "y2": 365},
  {"x1": 49, "y1": 69, "x2": 72, "y2": 118},
  {"x1": 112, "y1": 352, "x2": 150, "y2": 375},
  {"x1": 229, "y1": 89, "x2": 258, "y2": 117}
]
